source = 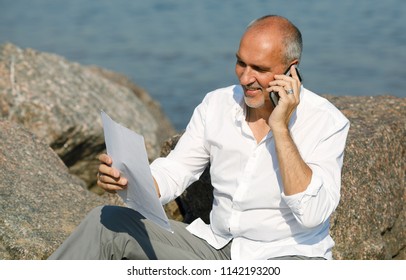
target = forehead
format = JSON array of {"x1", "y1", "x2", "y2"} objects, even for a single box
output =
[{"x1": 237, "y1": 29, "x2": 284, "y2": 65}]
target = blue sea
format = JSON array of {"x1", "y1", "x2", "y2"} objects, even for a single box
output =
[{"x1": 1, "y1": 0, "x2": 404, "y2": 130}]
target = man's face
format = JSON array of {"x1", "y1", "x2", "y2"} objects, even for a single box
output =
[{"x1": 235, "y1": 30, "x2": 286, "y2": 109}]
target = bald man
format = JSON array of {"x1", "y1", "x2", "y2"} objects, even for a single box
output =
[{"x1": 49, "y1": 15, "x2": 349, "y2": 260}]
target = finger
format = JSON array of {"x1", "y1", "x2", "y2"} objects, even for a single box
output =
[
  {"x1": 273, "y1": 73, "x2": 293, "y2": 81},
  {"x1": 98, "y1": 154, "x2": 112, "y2": 165},
  {"x1": 267, "y1": 85, "x2": 292, "y2": 97},
  {"x1": 97, "y1": 179, "x2": 126, "y2": 193},
  {"x1": 288, "y1": 65, "x2": 301, "y2": 91},
  {"x1": 272, "y1": 75, "x2": 300, "y2": 99},
  {"x1": 268, "y1": 75, "x2": 296, "y2": 92},
  {"x1": 268, "y1": 85, "x2": 298, "y2": 107},
  {"x1": 267, "y1": 79, "x2": 290, "y2": 88},
  {"x1": 266, "y1": 85, "x2": 285, "y2": 93},
  {"x1": 290, "y1": 65, "x2": 300, "y2": 82},
  {"x1": 267, "y1": 81, "x2": 293, "y2": 96},
  {"x1": 267, "y1": 86, "x2": 287, "y2": 103},
  {"x1": 99, "y1": 173, "x2": 128, "y2": 186},
  {"x1": 267, "y1": 82, "x2": 294, "y2": 96},
  {"x1": 97, "y1": 172, "x2": 128, "y2": 192},
  {"x1": 98, "y1": 164, "x2": 120, "y2": 179}
]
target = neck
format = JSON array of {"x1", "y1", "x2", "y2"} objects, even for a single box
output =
[
  {"x1": 245, "y1": 103, "x2": 273, "y2": 143},
  {"x1": 246, "y1": 101, "x2": 273, "y2": 123}
]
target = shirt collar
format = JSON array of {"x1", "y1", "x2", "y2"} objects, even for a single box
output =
[
  {"x1": 234, "y1": 104, "x2": 246, "y2": 123},
  {"x1": 232, "y1": 86, "x2": 247, "y2": 123}
]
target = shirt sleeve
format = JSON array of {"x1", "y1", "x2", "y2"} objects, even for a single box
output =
[
  {"x1": 150, "y1": 93, "x2": 211, "y2": 205},
  {"x1": 281, "y1": 115, "x2": 350, "y2": 228}
]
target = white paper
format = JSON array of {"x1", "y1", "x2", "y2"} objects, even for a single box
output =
[{"x1": 101, "y1": 111, "x2": 172, "y2": 232}]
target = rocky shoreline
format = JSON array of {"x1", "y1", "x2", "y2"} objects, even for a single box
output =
[{"x1": 0, "y1": 43, "x2": 404, "y2": 259}]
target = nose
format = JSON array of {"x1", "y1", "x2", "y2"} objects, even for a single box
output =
[{"x1": 237, "y1": 66, "x2": 256, "y2": 86}]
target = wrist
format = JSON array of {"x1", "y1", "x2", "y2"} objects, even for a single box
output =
[{"x1": 271, "y1": 123, "x2": 289, "y2": 135}]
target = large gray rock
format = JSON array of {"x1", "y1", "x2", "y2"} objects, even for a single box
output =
[
  {"x1": 0, "y1": 43, "x2": 175, "y2": 190},
  {"x1": 327, "y1": 95, "x2": 405, "y2": 260},
  {"x1": 162, "y1": 95, "x2": 405, "y2": 260},
  {"x1": 85, "y1": 65, "x2": 175, "y2": 145},
  {"x1": 0, "y1": 121, "x2": 108, "y2": 259}
]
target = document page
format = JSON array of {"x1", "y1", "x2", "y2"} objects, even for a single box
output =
[{"x1": 101, "y1": 111, "x2": 172, "y2": 232}]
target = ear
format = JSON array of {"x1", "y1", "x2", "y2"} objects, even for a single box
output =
[{"x1": 290, "y1": 59, "x2": 300, "y2": 67}]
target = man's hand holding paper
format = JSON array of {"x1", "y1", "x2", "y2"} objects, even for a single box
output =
[
  {"x1": 98, "y1": 111, "x2": 172, "y2": 233},
  {"x1": 97, "y1": 153, "x2": 129, "y2": 193}
]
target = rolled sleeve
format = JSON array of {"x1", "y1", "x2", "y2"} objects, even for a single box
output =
[
  {"x1": 281, "y1": 173, "x2": 323, "y2": 215},
  {"x1": 150, "y1": 158, "x2": 178, "y2": 205},
  {"x1": 281, "y1": 173, "x2": 327, "y2": 228},
  {"x1": 282, "y1": 115, "x2": 350, "y2": 228}
]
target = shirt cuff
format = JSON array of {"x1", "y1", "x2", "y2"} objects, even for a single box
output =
[
  {"x1": 150, "y1": 158, "x2": 175, "y2": 205},
  {"x1": 281, "y1": 173, "x2": 323, "y2": 215}
]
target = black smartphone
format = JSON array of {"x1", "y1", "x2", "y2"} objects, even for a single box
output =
[{"x1": 269, "y1": 65, "x2": 302, "y2": 107}]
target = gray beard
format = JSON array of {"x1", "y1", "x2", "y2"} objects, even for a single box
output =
[{"x1": 244, "y1": 95, "x2": 265, "y2": 109}]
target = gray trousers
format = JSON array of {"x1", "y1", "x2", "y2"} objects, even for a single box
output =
[
  {"x1": 48, "y1": 205, "x2": 231, "y2": 260},
  {"x1": 48, "y1": 205, "x2": 325, "y2": 260}
]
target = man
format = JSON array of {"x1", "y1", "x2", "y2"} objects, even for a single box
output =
[{"x1": 49, "y1": 15, "x2": 350, "y2": 260}]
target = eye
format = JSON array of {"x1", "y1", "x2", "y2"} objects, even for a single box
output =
[
  {"x1": 236, "y1": 58, "x2": 246, "y2": 67},
  {"x1": 253, "y1": 66, "x2": 268, "y2": 73},
  {"x1": 251, "y1": 64, "x2": 272, "y2": 73}
]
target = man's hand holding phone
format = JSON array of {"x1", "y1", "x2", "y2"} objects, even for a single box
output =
[{"x1": 267, "y1": 65, "x2": 302, "y2": 131}]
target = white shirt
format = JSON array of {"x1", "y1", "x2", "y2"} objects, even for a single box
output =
[{"x1": 151, "y1": 85, "x2": 350, "y2": 259}]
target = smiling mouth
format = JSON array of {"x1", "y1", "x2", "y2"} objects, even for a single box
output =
[{"x1": 244, "y1": 86, "x2": 262, "y2": 96}]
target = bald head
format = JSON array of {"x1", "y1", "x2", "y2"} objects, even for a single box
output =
[{"x1": 245, "y1": 15, "x2": 302, "y2": 65}]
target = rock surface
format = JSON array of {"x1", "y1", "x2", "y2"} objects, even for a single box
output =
[
  {"x1": 328, "y1": 95, "x2": 405, "y2": 260},
  {"x1": 162, "y1": 95, "x2": 406, "y2": 260},
  {"x1": 0, "y1": 43, "x2": 175, "y2": 190},
  {"x1": 0, "y1": 121, "x2": 107, "y2": 259}
]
